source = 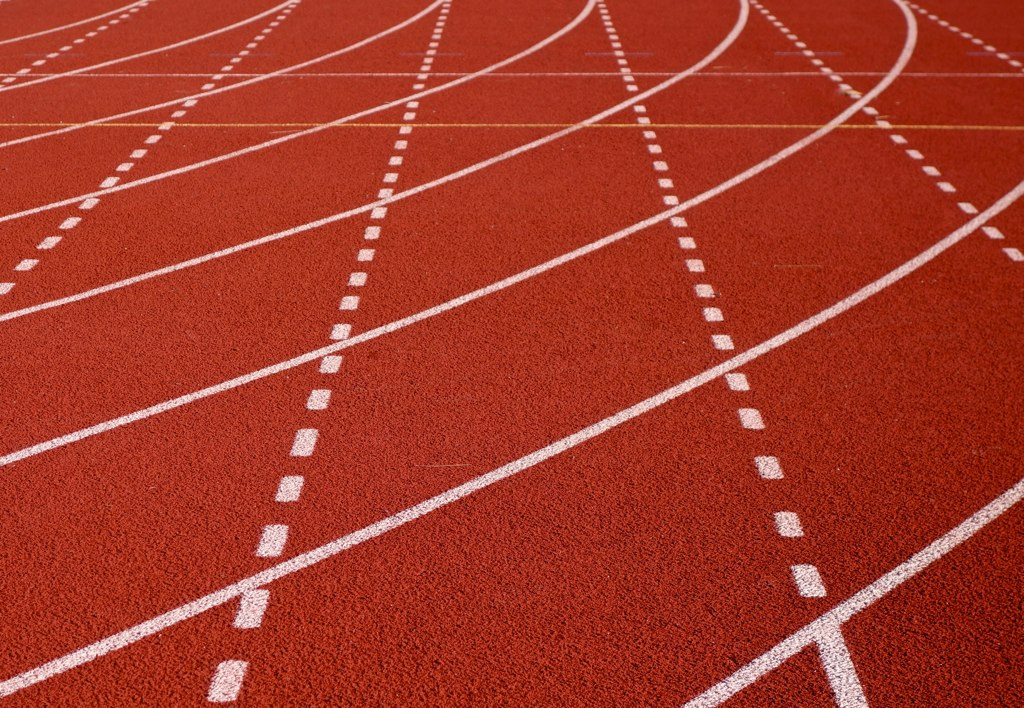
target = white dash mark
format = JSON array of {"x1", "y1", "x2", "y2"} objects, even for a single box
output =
[
  {"x1": 60, "y1": 217, "x2": 81, "y2": 230},
  {"x1": 0, "y1": 283, "x2": 13, "y2": 295},
  {"x1": 686, "y1": 259, "x2": 705, "y2": 273},
  {"x1": 703, "y1": 307, "x2": 724, "y2": 322},
  {"x1": 14, "y1": 259, "x2": 38, "y2": 272},
  {"x1": 653, "y1": 161, "x2": 669, "y2": 171},
  {"x1": 958, "y1": 202, "x2": 978, "y2": 215},
  {"x1": 712, "y1": 334, "x2": 735, "y2": 350},
  {"x1": 207, "y1": 660, "x2": 247, "y2": 703},
  {"x1": 364, "y1": 226, "x2": 381, "y2": 240},
  {"x1": 37, "y1": 237, "x2": 62, "y2": 250},
  {"x1": 647, "y1": 144, "x2": 662, "y2": 154},
  {"x1": 382, "y1": 173, "x2": 398, "y2": 183},
  {"x1": 792, "y1": 564, "x2": 827, "y2": 597},
  {"x1": 982, "y1": 226, "x2": 1004, "y2": 240},
  {"x1": 922, "y1": 165, "x2": 940, "y2": 177},
  {"x1": 233, "y1": 589, "x2": 270, "y2": 629},
  {"x1": 330, "y1": 323, "x2": 352, "y2": 340},
  {"x1": 671, "y1": 216, "x2": 688, "y2": 228},
  {"x1": 357, "y1": 249, "x2": 375, "y2": 262},
  {"x1": 319, "y1": 355, "x2": 342, "y2": 374},
  {"x1": 817, "y1": 620, "x2": 870, "y2": 708},
  {"x1": 171, "y1": 110, "x2": 187, "y2": 118},
  {"x1": 348, "y1": 272, "x2": 368, "y2": 286},
  {"x1": 145, "y1": 135, "x2": 162, "y2": 144},
  {"x1": 1003, "y1": 247, "x2": 1024, "y2": 262},
  {"x1": 339, "y1": 295, "x2": 360, "y2": 310},
  {"x1": 306, "y1": 389, "x2": 331, "y2": 410},
  {"x1": 774, "y1": 511, "x2": 804, "y2": 537},
  {"x1": 100, "y1": 177, "x2": 119, "y2": 188},
  {"x1": 116, "y1": 162, "x2": 134, "y2": 172},
  {"x1": 889, "y1": 134, "x2": 908, "y2": 145},
  {"x1": 905, "y1": 149, "x2": 923, "y2": 160},
  {"x1": 678, "y1": 237, "x2": 697, "y2": 249},
  {"x1": 130, "y1": 149, "x2": 148, "y2": 159},
  {"x1": 256, "y1": 525, "x2": 288, "y2": 557},
  {"x1": 936, "y1": 181, "x2": 956, "y2": 193},
  {"x1": 663, "y1": 195, "x2": 680, "y2": 206},
  {"x1": 79, "y1": 198, "x2": 100, "y2": 210},
  {"x1": 275, "y1": 475, "x2": 305, "y2": 503},
  {"x1": 371, "y1": 207, "x2": 387, "y2": 220},
  {"x1": 694, "y1": 284, "x2": 715, "y2": 298},
  {"x1": 724, "y1": 372, "x2": 749, "y2": 391},
  {"x1": 875, "y1": 119, "x2": 892, "y2": 129},
  {"x1": 290, "y1": 428, "x2": 318, "y2": 457},
  {"x1": 755, "y1": 455, "x2": 784, "y2": 479},
  {"x1": 739, "y1": 408, "x2": 765, "y2": 429}
]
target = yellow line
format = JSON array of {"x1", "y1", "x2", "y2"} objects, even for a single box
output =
[{"x1": 0, "y1": 122, "x2": 1022, "y2": 130}]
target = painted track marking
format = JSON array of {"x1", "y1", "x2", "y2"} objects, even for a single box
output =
[{"x1": 2, "y1": 176, "x2": 1022, "y2": 698}]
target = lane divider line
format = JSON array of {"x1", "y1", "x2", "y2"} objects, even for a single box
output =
[
  {"x1": 0, "y1": 3, "x2": 301, "y2": 302},
  {"x1": 209, "y1": 2, "x2": 452, "y2": 701},
  {"x1": 0, "y1": 0, "x2": 149, "y2": 47},
  {"x1": 906, "y1": 1, "x2": 1024, "y2": 71},
  {"x1": 754, "y1": 0, "x2": 1019, "y2": 259},
  {"x1": 4, "y1": 172, "x2": 1021, "y2": 701},
  {"x1": 0, "y1": 2, "x2": 152, "y2": 87}
]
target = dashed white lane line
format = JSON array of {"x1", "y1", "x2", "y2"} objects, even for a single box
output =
[
  {"x1": 232, "y1": 590, "x2": 270, "y2": 629},
  {"x1": 906, "y1": 1, "x2": 1024, "y2": 74},
  {"x1": 1003, "y1": 247, "x2": 1024, "y2": 262},
  {"x1": 755, "y1": 455, "x2": 784, "y2": 479},
  {"x1": 305, "y1": 389, "x2": 331, "y2": 410},
  {"x1": 0, "y1": 4, "x2": 300, "y2": 301},
  {"x1": 275, "y1": 475, "x2": 305, "y2": 502},
  {"x1": 0, "y1": 0, "x2": 149, "y2": 48},
  {"x1": 791, "y1": 564, "x2": 827, "y2": 598},
  {"x1": 738, "y1": 408, "x2": 765, "y2": 430},
  {"x1": 5, "y1": 176, "x2": 1024, "y2": 698},
  {"x1": 758, "y1": 0, "x2": 1021, "y2": 269},
  {"x1": 255, "y1": 524, "x2": 289, "y2": 557},
  {"x1": 0, "y1": 3, "x2": 151, "y2": 87},
  {"x1": 287, "y1": 421, "x2": 321, "y2": 455},
  {"x1": 724, "y1": 372, "x2": 749, "y2": 391},
  {"x1": 0, "y1": 1, "x2": 298, "y2": 96},
  {"x1": 207, "y1": 660, "x2": 248, "y2": 703}
]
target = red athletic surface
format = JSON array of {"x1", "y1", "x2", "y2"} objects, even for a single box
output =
[{"x1": 0, "y1": 0, "x2": 1021, "y2": 704}]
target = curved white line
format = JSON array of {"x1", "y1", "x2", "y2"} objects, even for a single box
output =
[
  {"x1": 0, "y1": 0, "x2": 148, "y2": 47},
  {"x1": 0, "y1": 0, "x2": 600, "y2": 226},
  {"x1": 2, "y1": 176, "x2": 1020, "y2": 698},
  {"x1": 0, "y1": 0, "x2": 293, "y2": 95},
  {"x1": 0, "y1": 0, "x2": 914, "y2": 449},
  {"x1": 0, "y1": 0, "x2": 742, "y2": 322},
  {"x1": 0, "y1": 0, "x2": 446, "y2": 150}
]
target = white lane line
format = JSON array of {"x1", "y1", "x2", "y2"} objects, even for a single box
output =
[
  {"x1": 207, "y1": 660, "x2": 247, "y2": 702},
  {"x1": 0, "y1": 3, "x2": 745, "y2": 319},
  {"x1": 791, "y1": 564, "x2": 827, "y2": 597},
  {"x1": 816, "y1": 620, "x2": 869, "y2": 708},
  {"x1": 686, "y1": 470, "x2": 1024, "y2": 706},
  {"x1": 232, "y1": 589, "x2": 270, "y2": 629},
  {"x1": 255, "y1": 524, "x2": 288, "y2": 557},
  {"x1": 3, "y1": 185, "x2": 1023, "y2": 697},
  {"x1": 0, "y1": 1, "x2": 290, "y2": 96},
  {"x1": 756, "y1": 455, "x2": 784, "y2": 479},
  {"x1": 0, "y1": 0, "x2": 594, "y2": 217},
  {"x1": 289, "y1": 428, "x2": 318, "y2": 456},
  {"x1": 275, "y1": 475, "x2": 304, "y2": 502},
  {"x1": 0, "y1": 0, "x2": 921, "y2": 467},
  {"x1": 773, "y1": 511, "x2": 803, "y2": 537},
  {"x1": 0, "y1": 1, "x2": 148, "y2": 47}
]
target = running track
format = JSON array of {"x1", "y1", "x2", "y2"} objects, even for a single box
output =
[{"x1": 0, "y1": 0, "x2": 1021, "y2": 704}]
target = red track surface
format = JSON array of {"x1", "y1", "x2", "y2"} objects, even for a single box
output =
[{"x1": 0, "y1": 0, "x2": 1021, "y2": 704}]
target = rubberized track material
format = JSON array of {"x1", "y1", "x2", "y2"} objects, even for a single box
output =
[{"x1": 0, "y1": 0, "x2": 1021, "y2": 704}]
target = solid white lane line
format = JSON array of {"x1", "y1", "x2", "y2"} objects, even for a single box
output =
[
  {"x1": 685, "y1": 471, "x2": 1024, "y2": 706},
  {"x1": 4, "y1": 180, "x2": 1024, "y2": 696},
  {"x1": 816, "y1": 620, "x2": 869, "y2": 708},
  {"x1": 207, "y1": 660, "x2": 247, "y2": 702},
  {"x1": 0, "y1": 0, "x2": 595, "y2": 220},
  {"x1": 0, "y1": 1, "x2": 148, "y2": 47},
  {"x1": 0, "y1": 0, "x2": 919, "y2": 469},
  {"x1": 0, "y1": 1, "x2": 291, "y2": 96},
  {"x1": 232, "y1": 589, "x2": 270, "y2": 629}
]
